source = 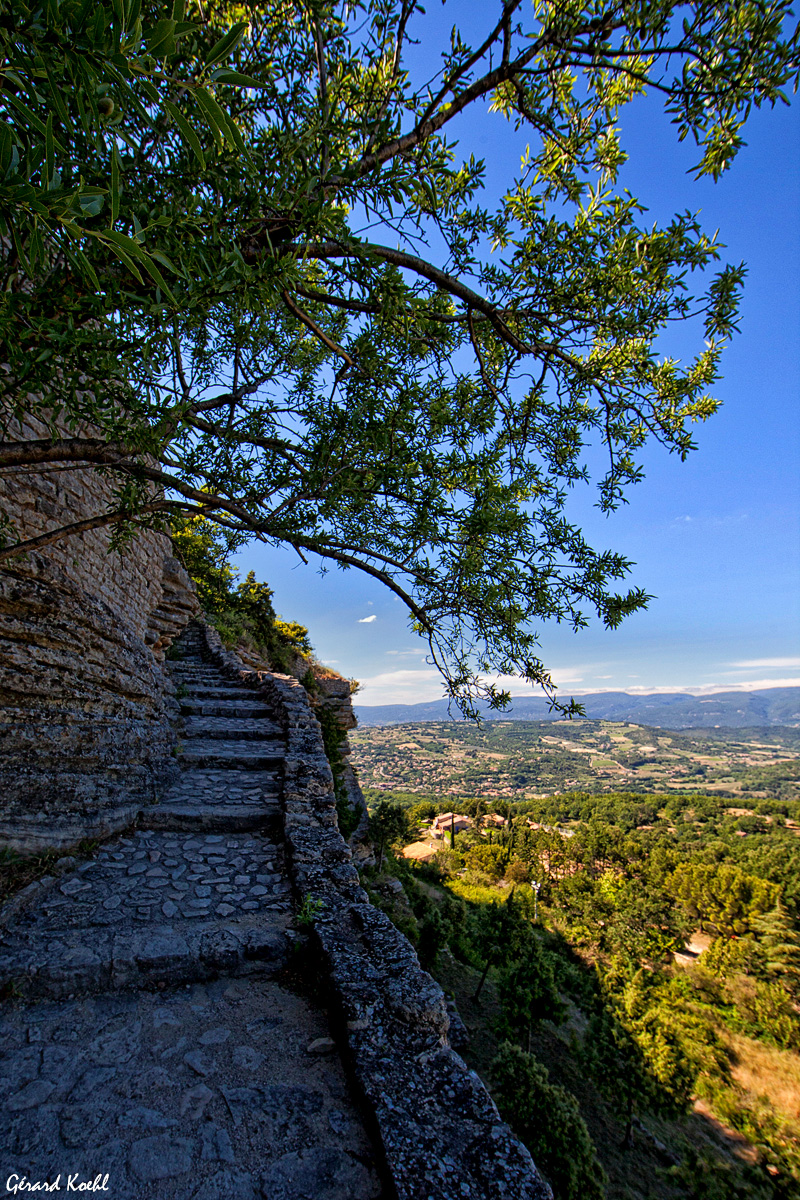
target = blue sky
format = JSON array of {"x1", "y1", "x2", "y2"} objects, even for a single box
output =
[{"x1": 234, "y1": 7, "x2": 800, "y2": 707}]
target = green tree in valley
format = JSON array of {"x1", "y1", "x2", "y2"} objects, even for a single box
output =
[
  {"x1": 585, "y1": 1001, "x2": 654, "y2": 1149},
  {"x1": 752, "y1": 901, "x2": 800, "y2": 1001},
  {"x1": 671, "y1": 861, "x2": 780, "y2": 935},
  {"x1": 492, "y1": 1042, "x2": 606, "y2": 1200},
  {"x1": 368, "y1": 801, "x2": 410, "y2": 871},
  {"x1": 470, "y1": 889, "x2": 530, "y2": 1001},
  {"x1": 497, "y1": 936, "x2": 566, "y2": 1051},
  {"x1": 586, "y1": 969, "x2": 729, "y2": 1146}
]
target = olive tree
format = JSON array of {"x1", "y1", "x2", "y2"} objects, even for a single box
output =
[{"x1": 2, "y1": 0, "x2": 798, "y2": 711}]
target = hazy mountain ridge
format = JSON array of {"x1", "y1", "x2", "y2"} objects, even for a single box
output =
[{"x1": 355, "y1": 687, "x2": 800, "y2": 729}]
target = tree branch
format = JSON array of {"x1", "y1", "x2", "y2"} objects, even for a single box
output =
[
  {"x1": 281, "y1": 288, "x2": 355, "y2": 366},
  {"x1": 0, "y1": 502, "x2": 170, "y2": 563},
  {"x1": 286, "y1": 240, "x2": 582, "y2": 365},
  {"x1": 0, "y1": 438, "x2": 134, "y2": 470}
]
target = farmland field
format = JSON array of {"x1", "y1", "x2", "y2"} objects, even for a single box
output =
[{"x1": 350, "y1": 719, "x2": 800, "y2": 801}]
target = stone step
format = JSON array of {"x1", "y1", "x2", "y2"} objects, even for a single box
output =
[
  {"x1": 180, "y1": 685, "x2": 261, "y2": 699},
  {"x1": 180, "y1": 700, "x2": 276, "y2": 718},
  {"x1": 169, "y1": 676, "x2": 220, "y2": 686},
  {"x1": 158, "y1": 768, "x2": 281, "y2": 805},
  {"x1": 141, "y1": 802, "x2": 282, "y2": 834},
  {"x1": 0, "y1": 829, "x2": 295, "y2": 999},
  {"x1": 183, "y1": 718, "x2": 283, "y2": 740},
  {"x1": 177, "y1": 742, "x2": 285, "y2": 770},
  {"x1": 0, "y1": 920, "x2": 294, "y2": 999}
]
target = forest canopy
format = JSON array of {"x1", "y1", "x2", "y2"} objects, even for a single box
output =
[{"x1": 2, "y1": 0, "x2": 798, "y2": 711}]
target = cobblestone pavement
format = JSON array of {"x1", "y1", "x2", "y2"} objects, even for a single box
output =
[{"x1": 0, "y1": 626, "x2": 384, "y2": 1199}]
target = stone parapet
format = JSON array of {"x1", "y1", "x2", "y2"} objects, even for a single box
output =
[{"x1": 198, "y1": 622, "x2": 553, "y2": 1200}]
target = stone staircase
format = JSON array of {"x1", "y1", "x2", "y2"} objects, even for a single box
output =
[{"x1": 0, "y1": 625, "x2": 385, "y2": 1199}]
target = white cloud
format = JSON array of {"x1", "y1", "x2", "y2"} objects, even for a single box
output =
[
  {"x1": 577, "y1": 678, "x2": 800, "y2": 695},
  {"x1": 479, "y1": 669, "x2": 586, "y2": 696},
  {"x1": 728, "y1": 656, "x2": 800, "y2": 670},
  {"x1": 357, "y1": 668, "x2": 442, "y2": 705},
  {"x1": 355, "y1": 669, "x2": 800, "y2": 706},
  {"x1": 357, "y1": 614, "x2": 377, "y2": 624},
  {"x1": 721, "y1": 677, "x2": 800, "y2": 691}
]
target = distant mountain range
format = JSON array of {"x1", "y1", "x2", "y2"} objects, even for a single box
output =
[{"x1": 354, "y1": 687, "x2": 800, "y2": 730}]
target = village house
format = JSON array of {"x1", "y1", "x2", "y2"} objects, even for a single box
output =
[{"x1": 431, "y1": 812, "x2": 472, "y2": 837}]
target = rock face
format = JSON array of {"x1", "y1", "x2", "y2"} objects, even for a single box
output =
[{"x1": 0, "y1": 414, "x2": 199, "y2": 852}]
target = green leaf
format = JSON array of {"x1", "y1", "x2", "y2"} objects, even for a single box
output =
[
  {"x1": 77, "y1": 188, "x2": 105, "y2": 217},
  {"x1": 102, "y1": 229, "x2": 177, "y2": 302},
  {"x1": 194, "y1": 88, "x2": 249, "y2": 161},
  {"x1": 8, "y1": 218, "x2": 32, "y2": 275},
  {"x1": 150, "y1": 248, "x2": 183, "y2": 277},
  {"x1": 110, "y1": 0, "x2": 124, "y2": 40},
  {"x1": 145, "y1": 18, "x2": 176, "y2": 57},
  {"x1": 193, "y1": 87, "x2": 225, "y2": 153},
  {"x1": 45, "y1": 112, "x2": 54, "y2": 189},
  {"x1": 0, "y1": 122, "x2": 16, "y2": 176},
  {"x1": 163, "y1": 99, "x2": 206, "y2": 170},
  {"x1": 67, "y1": 245, "x2": 101, "y2": 291},
  {"x1": 218, "y1": 106, "x2": 249, "y2": 161},
  {"x1": 139, "y1": 79, "x2": 160, "y2": 104},
  {"x1": 90, "y1": 228, "x2": 143, "y2": 283},
  {"x1": 43, "y1": 62, "x2": 70, "y2": 127},
  {"x1": 3, "y1": 90, "x2": 49, "y2": 140},
  {"x1": 210, "y1": 69, "x2": 264, "y2": 88},
  {"x1": 134, "y1": 249, "x2": 177, "y2": 302},
  {"x1": 205, "y1": 22, "x2": 247, "y2": 67},
  {"x1": 111, "y1": 143, "x2": 120, "y2": 225}
]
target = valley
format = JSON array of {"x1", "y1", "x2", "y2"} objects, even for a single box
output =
[{"x1": 350, "y1": 719, "x2": 800, "y2": 802}]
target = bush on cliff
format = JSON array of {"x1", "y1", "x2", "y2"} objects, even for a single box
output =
[{"x1": 172, "y1": 518, "x2": 310, "y2": 671}]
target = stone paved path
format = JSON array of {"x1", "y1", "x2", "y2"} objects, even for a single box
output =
[{"x1": 0, "y1": 625, "x2": 384, "y2": 1198}]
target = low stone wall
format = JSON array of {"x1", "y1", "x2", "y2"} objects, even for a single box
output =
[
  {"x1": 308, "y1": 672, "x2": 371, "y2": 850},
  {"x1": 200, "y1": 623, "x2": 553, "y2": 1200}
]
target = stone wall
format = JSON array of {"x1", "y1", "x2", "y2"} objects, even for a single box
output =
[
  {"x1": 0, "y1": 415, "x2": 199, "y2": 853},
  {"x1": 311, "y1": 673, "x2": 371, "y2": 849},
  {"x1": 0, "y1": 414, "x2": 177, "y2": 644},
  {"x1": 200, "y1": 624, "x2": 553, "y2": 1200}
]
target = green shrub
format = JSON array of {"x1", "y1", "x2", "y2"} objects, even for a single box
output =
[
  {"x1": 491, "y1": 1042, "x2": 606, "y2": 1200},
  {"x1": 172, "y1": 519, "x2": 311, "y2": 671}
]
